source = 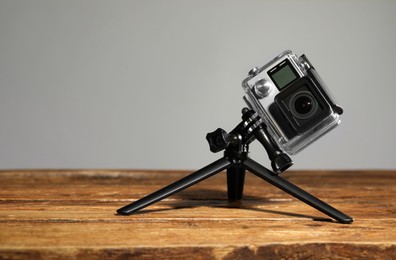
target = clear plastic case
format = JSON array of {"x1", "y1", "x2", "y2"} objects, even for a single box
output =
[{"x1": 242, "y1": 50, "x2": 343, "y2": 154}]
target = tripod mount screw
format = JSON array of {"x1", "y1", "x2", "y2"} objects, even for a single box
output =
[{"x1": 206, "y1": 128, "x2": 231, "y2": 153}]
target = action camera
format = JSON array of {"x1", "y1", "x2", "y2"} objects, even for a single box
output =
[{"x1": 242, "y1": 50, "x2": 343, "y2": 154}]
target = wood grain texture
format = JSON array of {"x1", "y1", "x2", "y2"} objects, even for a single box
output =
[{"x1": 0, "y1": 169, "x2": 395, "y2": 259}]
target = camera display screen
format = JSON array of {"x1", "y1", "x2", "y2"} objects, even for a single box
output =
[{"x1": 268, "y1": 60, "x2": 299, "y2": 90}]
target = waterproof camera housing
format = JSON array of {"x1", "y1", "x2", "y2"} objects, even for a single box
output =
[{"x1": 242, "y1": 50, "x2": 343, "y2": 155}]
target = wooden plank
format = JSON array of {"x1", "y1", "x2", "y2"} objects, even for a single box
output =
[{"x1": 0, "y1": 170, "x2": 395, "y2": 259}]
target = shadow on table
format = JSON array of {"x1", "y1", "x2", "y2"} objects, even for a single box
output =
[{"x1": 117, "y1": 188, "x2": 333, "y2": 223}]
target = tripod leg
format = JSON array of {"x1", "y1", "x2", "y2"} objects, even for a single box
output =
[
  {"x1": 227, "y1": 165, "x2": 246, "y2": 201},
  {"x1": 117, "y1": 157, "x2": 230, "y2": 215},
  {"x1": 243, "y1": 158, "x2": 353, "y2": 224}
]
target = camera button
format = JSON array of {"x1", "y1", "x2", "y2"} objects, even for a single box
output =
[
  {"x1": 248, "y1": 67, "x2": 260, "y2": 76},
  {"x1": 253, "y1": 79, "x2": 272, "y2": 99}
]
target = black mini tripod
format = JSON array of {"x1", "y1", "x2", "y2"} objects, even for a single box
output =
[{"x1": 117, "y1": 108, "x2": 353, "y2": 224}]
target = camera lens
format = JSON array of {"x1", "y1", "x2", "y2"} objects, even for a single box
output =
[
  {"x1": 289, "y1": 91, "x2": 318, "y2": 120},
  {"x1": 294, "y1": 96, "x2": 313, "y2": 115}
]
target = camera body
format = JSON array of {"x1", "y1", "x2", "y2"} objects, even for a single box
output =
[{"x1": 242, "y1": 50, "x2": 343, "y2": 155}]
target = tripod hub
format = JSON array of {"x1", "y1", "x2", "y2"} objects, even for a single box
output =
[{"x1": 206, "y1": 108, "x2": 293, "y2": 174}]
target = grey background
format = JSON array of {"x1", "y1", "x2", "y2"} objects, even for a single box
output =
[{"x1": 0, "y1": 0, "x2": 395, "y2": 170}]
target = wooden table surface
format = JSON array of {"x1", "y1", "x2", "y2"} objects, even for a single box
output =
[{"x1": 0, "y1": 169, "x2": 395, "y2": 259}]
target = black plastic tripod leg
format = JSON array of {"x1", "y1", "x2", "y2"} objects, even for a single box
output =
[
  {"x1": 227, "y1": 165, "x2": 246, "y2": 201},
  {"x1": 117, "y1": 157, "x2": 231, "y2": 215},
  {"x1": 243, "y1": 158, "x2": 353, "y2": 224}
]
